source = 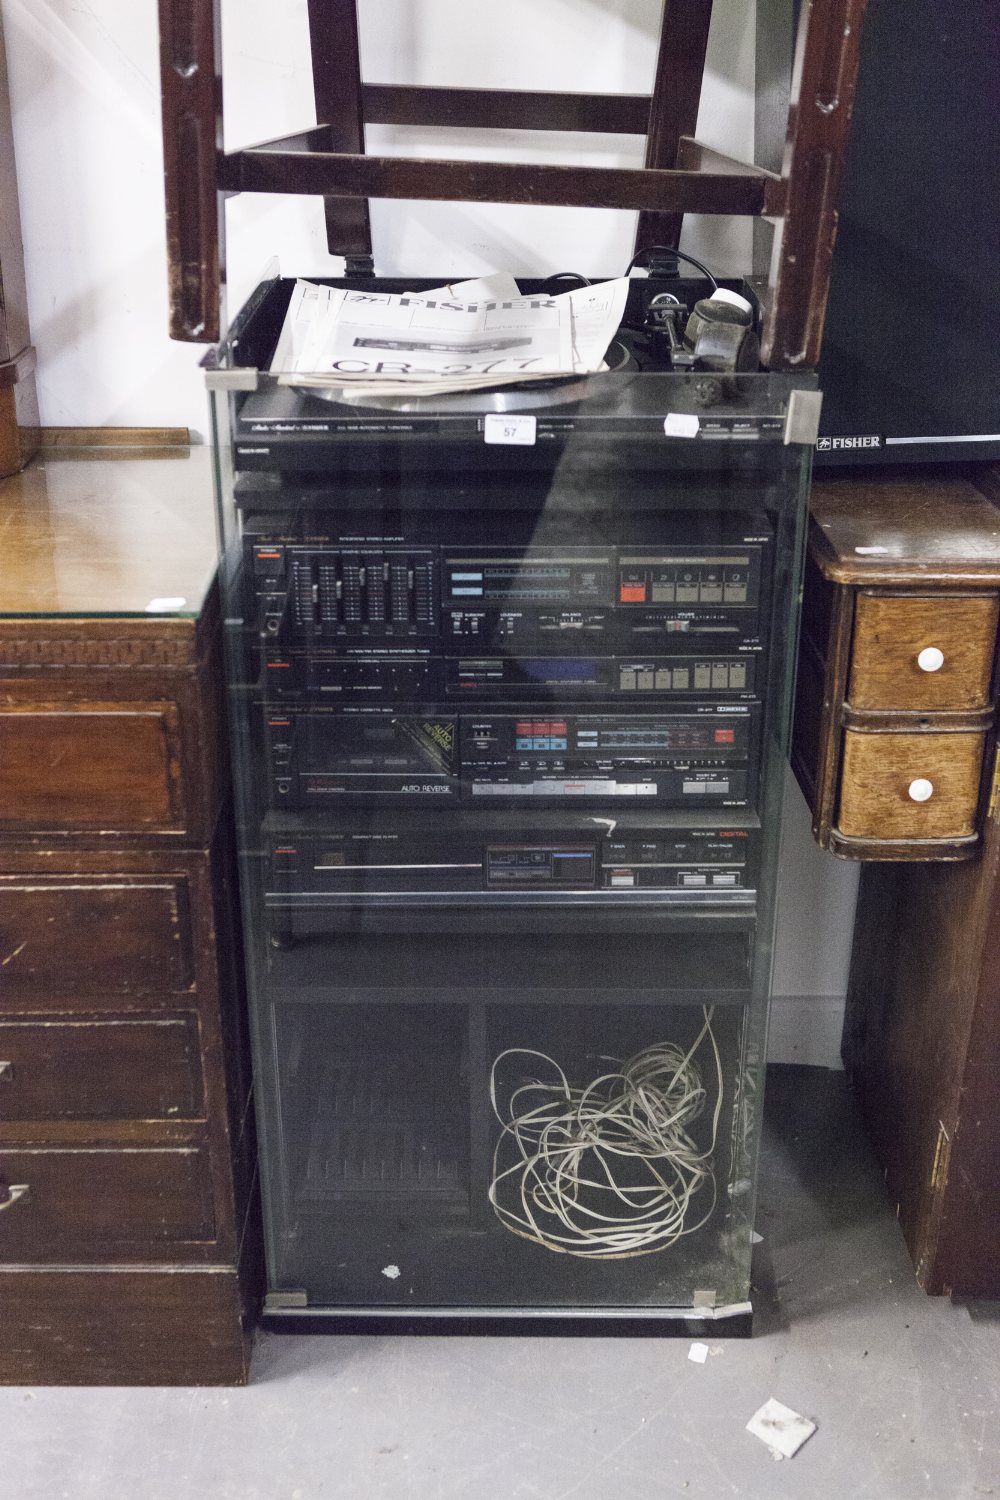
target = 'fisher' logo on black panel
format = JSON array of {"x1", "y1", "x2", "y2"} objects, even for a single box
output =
[{"x1": 816, "y1": 435, "x2": 882, "y2": 451}]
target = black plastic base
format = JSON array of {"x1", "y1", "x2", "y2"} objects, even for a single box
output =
[{"x1": 260, "y1": 1307, "x2": 754, "y2": 1338}]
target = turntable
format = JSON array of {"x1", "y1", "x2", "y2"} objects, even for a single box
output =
[{"x1": 210, "y1": 273, "x2": 811, "y2": 476}]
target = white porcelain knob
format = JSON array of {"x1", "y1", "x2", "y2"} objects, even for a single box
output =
[
  {"x1": 917, "y1": 646, "x2": 944, "y2": 672},
  {"x1": 908, "y1": 778, "x2": 934, "y2": 802}
]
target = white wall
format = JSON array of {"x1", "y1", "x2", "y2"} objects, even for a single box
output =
[
  {"x1": 1, "y1": 0, "x2": 202, "y2": 428},
  {"x1": 769, "y1": 766, "x2": 860, "y2": 1067},
  {"x1": 224, "y1": 0, "x2": 757, "y2": 316},
  {"x1": 3, "y1": 0, "x2": 856, "y2": 1063}
]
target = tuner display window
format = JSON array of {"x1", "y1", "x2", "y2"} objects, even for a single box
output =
[{"x1": 524, "y1": 659, "x2": 600, "y2": 683}]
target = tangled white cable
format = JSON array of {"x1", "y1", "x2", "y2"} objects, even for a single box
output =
[{"x1": 489, "y1": 1007, "x2": 723, "y2": 1259}]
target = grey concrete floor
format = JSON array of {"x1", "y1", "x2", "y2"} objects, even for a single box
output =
[{"x1": 2, "y1": 1066, "x2": 998, "y2": 1500}]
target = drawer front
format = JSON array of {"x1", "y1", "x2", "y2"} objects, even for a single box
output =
[
  {"x1": 849, "y1": 595, "x2": 998, "y2": 711},
  {"x1": 0, "y1": 702, "x2": 183, "y2": 833},
  {"x1": 0, "y1": 878, "x2": 194, "y2": 996},
  {"x1": 0, "y1": 1016, "x2": 202, "y2": 1120},
  {"x1": 0, "y1": 1268, "x2": 249, "y2": 1385},
  {"x1": 838, "y1": 730, "x2": 985, "y2": 840},
  {"x1": 0, "y1": 1146, "x2": 216, "y2": 1260}
]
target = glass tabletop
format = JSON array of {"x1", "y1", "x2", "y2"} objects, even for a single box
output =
[{"x1": 0, "y1": 444, "x2": 217, "y2": 618}]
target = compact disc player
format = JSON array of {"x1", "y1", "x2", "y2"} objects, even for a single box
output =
[{"x1": 266, "y1": 810, "x2": 760, "y2": 906}]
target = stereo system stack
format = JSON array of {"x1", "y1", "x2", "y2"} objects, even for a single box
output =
[{"x1": 207, "y1": 272, "x2": 818, "y2": 1328}]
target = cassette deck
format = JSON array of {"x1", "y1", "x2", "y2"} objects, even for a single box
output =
[{"x1": 266, "y1": 706, "x2": 756, "y2": 807}]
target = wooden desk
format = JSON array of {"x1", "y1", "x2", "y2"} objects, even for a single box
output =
[{"x1": 0, "y1": 445, "x2": 260, "y2": 1383}]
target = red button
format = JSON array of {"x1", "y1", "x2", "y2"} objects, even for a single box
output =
[
  {"x1": 714, "y1": 728, "x2": 736, "y2": 744},
  {"x1": 620, "y1": 584, "x2": 647, "y2": 603}
]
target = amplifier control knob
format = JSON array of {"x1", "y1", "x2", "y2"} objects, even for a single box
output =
[
  {"x1": 908, "y1": 778, "x2": 934, "y2": 802},
  {"x1": 917, "y1": 646, "x2": 944, "y2": 672}
]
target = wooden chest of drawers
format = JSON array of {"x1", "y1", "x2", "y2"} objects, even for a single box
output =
[
  {"x1": 813, "y1": 468, "x2": 1000, "y2": 1299},
  {"x1": 0, "y1": 445, "x2": 259, "y2": 1385},
  {"x1": 792, "y1": 472, "x2": 1000, "y2": 859}
]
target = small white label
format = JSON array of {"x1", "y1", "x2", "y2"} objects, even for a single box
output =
[
  {"x1": 145, "y1": 597, "x2": 187, "y2": 613},
  {"x1": 854, "y1": 545, "x2": 889, "y2": 555},
  {"x1": 484, "y1": 413, "x2": 537, "y2": 446},
  {"x1": 664, "y1": 413, "x2": 700, "y2": 439}
]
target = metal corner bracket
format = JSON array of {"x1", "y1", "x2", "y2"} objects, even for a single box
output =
[
  {"x1": 265, "y1": 1289, "x2": 309, "y2": 1310},
  {"x1": 203, "y1": 368, "x2": 260, "y2": 393},
  {"x1": 784, "y1": 388, "x2": 823, "y2": 446}
]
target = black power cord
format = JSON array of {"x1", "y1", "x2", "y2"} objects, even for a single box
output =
[
  {"x1": 625, "y1": 245, "x2": 719, "y2": 293},
  {"x1": 543, "y1": 272, "x2": 592, "y2": 289}
]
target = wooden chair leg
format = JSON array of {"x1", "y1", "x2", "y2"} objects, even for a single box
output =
[
  {"x1": 158, "y1": 0, "x2": 223, "y2": 342},
  {"x1": 307, "y1": 0, "x2": 372, "y2": 264},
  {"x1": 0, "y1": 15, "x2": 39, "y2": 475},
  {"x1": 635, "y1": 0, "x2": 715, "y2": 254},
  {"x1": 761, "y1": 0, "x2": 867, "y2": 369}
]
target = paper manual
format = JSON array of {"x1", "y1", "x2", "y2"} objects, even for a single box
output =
[{"x1": 270, "y1": 273, "x2": 630, "y2": 399}]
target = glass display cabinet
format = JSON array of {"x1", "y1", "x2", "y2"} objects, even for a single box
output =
[{"x1": 207, "y1": 272, "x2": 818, "y2": 1330}]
